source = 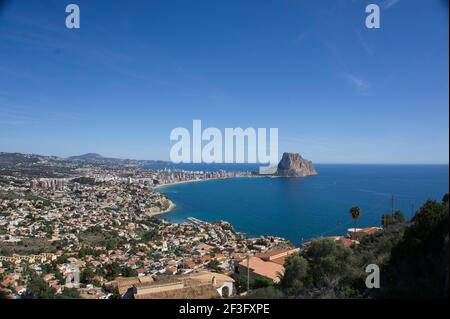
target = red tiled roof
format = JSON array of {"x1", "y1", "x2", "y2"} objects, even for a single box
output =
[{"x1": 238, "y1": 257, "x2": 284, "y2": 282}]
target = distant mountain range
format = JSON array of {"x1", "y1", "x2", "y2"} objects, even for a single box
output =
[
  {"x1": 66, "y1": 153, "x2": 167, "y2": 165},
  {"x1": 66, "y1": 153, "x2": 105, "y2": 162},
  {"x1": 0, "y1": 152, "x2": 167, "y2": 166},
  {"x1": 0, "y1": 152, "x2": 64, "y2": 165}
]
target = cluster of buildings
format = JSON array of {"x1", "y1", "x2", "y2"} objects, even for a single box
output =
[
  {"x1": 114, "y1": 271, "x2": 235, "y2": 299},
  {"x1": 150, "y1": 168, "x2": 252, "y2": 185},
  {"x1": 30, "y1": 179, "x2": 67, "y2": 191},
  {"x1": 0, "y1": 177, "x2": 173, "y2": 243},
  {"x1": 0, "y1": 253, "x2": 56, "y2": 264},
  {"x1": 0, "y1": 158, "x2": 383, "y2": 299},
  {"x1": 0, "y1": 162, "x2": 291, "y2": 299}
]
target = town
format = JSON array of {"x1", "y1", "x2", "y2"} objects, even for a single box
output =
[
  {"x1": 0, "y1": 153, "x2": 287, "y2": 299},
  {"x1": 0, "y1": 152, "x2": 381, "y2": 299}
]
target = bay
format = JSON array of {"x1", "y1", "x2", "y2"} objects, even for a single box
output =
[{"x1": 154, "y1": 164, "x2": 449, "y2": 244}]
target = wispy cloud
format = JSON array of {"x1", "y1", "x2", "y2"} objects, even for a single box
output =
[
  {"x1": 383, "y1": 0, "x2": 400, "y2": 9},
  {"x1": 321, "y1": 38, "x2": 371, "y2": 92},
  {"x1": 345, "y1": 74, "x2": 370, "y2": 91},
  {"x1": 293, "y1": 32, "x2": 308, "y2": 45},
  {"x1": 357, "y1": 31, "x2": 373, "y2": 55},
  {"x1": 0, "y1": 12, "x2": 172, "y2": 88}
]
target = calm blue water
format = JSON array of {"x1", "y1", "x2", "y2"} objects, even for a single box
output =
[{"x1": 155, "y1": 165, "x2": 449, "y2": 244}]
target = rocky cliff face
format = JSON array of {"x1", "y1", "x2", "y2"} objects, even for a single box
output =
[{"x1": 276, "y1": 152, "x2": 317, "y2": 177}]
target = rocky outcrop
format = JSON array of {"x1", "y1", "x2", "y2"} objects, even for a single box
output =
[{"x1": 276, "y1": 152, "x2": 317, "y2": 177}]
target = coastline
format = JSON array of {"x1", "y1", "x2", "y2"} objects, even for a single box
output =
[
  {"x1": 146, "y1": 200, "x2": 176, "y2": 217},
  {"x1": 152, "y1": 176, "x2": 261, "y2": 217},
  {"x1": 153, "y1": 175, "x2": 264, "y2": 190},
  {"x1": 153, "y1": 178, "x2": 217, "y2": 190},
  {"x1": 153, "y1": 173, "x2": 314, "y2": 191}
]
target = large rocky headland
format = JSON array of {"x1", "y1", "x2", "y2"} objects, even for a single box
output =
[{"x1": 276, "y1": 152, "x2": 317, "y2": 177}]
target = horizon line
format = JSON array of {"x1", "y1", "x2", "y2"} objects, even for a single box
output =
[{"x1": 1, "y1": 150, "x2": 448, "y2": 166}]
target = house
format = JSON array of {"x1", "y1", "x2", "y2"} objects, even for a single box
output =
[
  {"x1": 135, "y1": 268, "x2": 147, "y2": 276},
  {"x1": 237, "y1": 256, "x2": 284, "y2": 283},
  {"x1": 165, "y1": 266, "x2": 178, "y2": 275},
  {"x1": 193, "y1": 243, "x2": 214, "y2": 255},
  {"x1": 132, "y1": 271, "x2": 234, "y2": 299},
  {"x1": 303, "y1": 236, "x2": 356, "y2": 248},
  {"x1": 112, "y1": 275, "x2": 154, "y2": 297},
  {"x1": 199, "y1": 255, "x2": 212, "y2": 263},
  {"x1": 255, "y1": 247, "x2": 300, "y2": 265},
  {"x1": 347, "y1": 227, "x2": 383, "y2": 240},
  {"x1": 236, "y1": 247, "x2": 299, "y2": 283},
  {"x1": 78, "y1": 287, "x2": 107, "y2": 299},
  {"x1": 182, "y1": 258, "x2": 196, "y2": 270},
  {"x1": 331, "y1": 236, "x2": 356, "y2": 247}
]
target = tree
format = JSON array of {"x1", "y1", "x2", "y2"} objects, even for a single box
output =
[
  {"x1": 234, "y1": 274, "x2": 253, "y2": 294},
  {"x1": 442, "y1": 193, "x2": 449, "y2": 205},
  {"x1": 208, "y1": 259, "x2": 221, "y2": 271},
  {"x1": 122, "y1": 267, "x2": 137, "y2": 278},
  {"x1": 246, "y1": 286, "x2": 285, "y2": 299},
  {"x1": 279, "y1": 239, "x2": 353, "y2": 298},
  {"x1": 349, "y1": 207, "x2": 361, "y2": 240},
  {"x1": 55, "y1": 255, "x2": 68, "y2": 264},
  {"x1": 105, "y1": 239, "x2": 118, "y2": 251},
  {"x1": 303, "y1": 238, "x2": 353, "y2": 289},
  {"x1": 103, "y1": 284, "x2": 121, "y2": 299},
  {"x1": 382, "y1": 210, "x2": 406, "y2": 228},
  {"x1": 253, "y1": 275, "x2": 274, "y2": 289},
  {"x1": 393, "y1": 210, "x2": 406, "y2": 223},
  {"x1": 26, "y1": 275, "x2": 56, "y2": 299},
  {"x1": 381, "y1": 197, "x2": 449, "y2": 298},
  {"x1": 104, "y1": 261, "x2": 121, "y2": 280},
  {"x1": 279, "y1": 253, "x2": 310, "y2": 296},
  {"x1": 80, "y1": 267, "x2": 95, "y2": 284},
  {"x1": 57, "y1": 288, "x2": 80, "y2": 299}
]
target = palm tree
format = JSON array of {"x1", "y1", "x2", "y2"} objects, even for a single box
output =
[{"x1": 349, "y1": 206, "x2": 361, "y2": 241}]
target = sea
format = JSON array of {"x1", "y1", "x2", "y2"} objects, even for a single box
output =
[{"x1": 147, "y1": 163, "x2": 449, "y2": 244}]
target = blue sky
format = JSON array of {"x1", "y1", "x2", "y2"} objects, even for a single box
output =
[{"x1": 0, "y1": 0, "x2": 448, "y2": 164}]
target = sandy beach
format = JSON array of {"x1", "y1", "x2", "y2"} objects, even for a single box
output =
[
  {"x1": 153, "y1": 175, "x2": 264, "y2": 191},
  {"x1": 153, "y1": 178, "x2": 215, "y2": 190},
  {"x1": 145, "y1": 199, "x2": 176, "y2": 217}
]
